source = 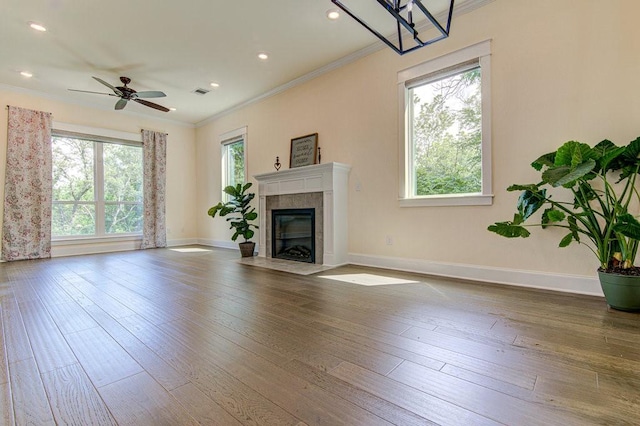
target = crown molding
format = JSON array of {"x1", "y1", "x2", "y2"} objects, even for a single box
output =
[
  {"x1": 195, "y1": 0, "x2": 495, "y2": 128},
  {"x1": 2, "y1": 0, "x2": 494, "y2": 130}
]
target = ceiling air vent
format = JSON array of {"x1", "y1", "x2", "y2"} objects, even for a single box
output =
[{"x1": 192, "y1": 87, "x2": 210, "y2": 95}]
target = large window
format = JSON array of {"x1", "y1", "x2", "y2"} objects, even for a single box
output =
[
  {"x1": 399, "y1": 41, "x2": 492, "y2": 207},
  {"x1": 220, "y1": 127, "x2": 247, "y2": 198},
  {"x1": 52, "y1": 132, "x2": 143, "y2": 238}
]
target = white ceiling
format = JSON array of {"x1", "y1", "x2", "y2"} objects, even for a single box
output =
[{"x1": 1, "y1": 0, "x2": 489, "y2": 126}]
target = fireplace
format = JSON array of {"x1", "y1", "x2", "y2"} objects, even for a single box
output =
[
  {"x1": 272, "y1": 208, "x2": 315, "y2": 263},
  {"x1": 265, "y1": 192, "x2": 323, "y2": 264},
  {"x1": 254, "y1": 162, "x2": 351, "y2": 266}
]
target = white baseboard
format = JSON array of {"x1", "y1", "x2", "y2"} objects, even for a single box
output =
[
  {"x1": 167, "y1": 238, "x2": 199, "y2": 247},
  {"x1": 348, "y1": 252, "x2": 603, "y2": 297},
  {"x1": 198, "y1": 239, "x2": 260, "y2": 253},
  {"x1": 197, "y1": 238, "x2": 237, "y2": 250}
]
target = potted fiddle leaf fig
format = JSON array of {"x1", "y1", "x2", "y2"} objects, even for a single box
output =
[
  {"x1": 488, "y1": 137, "x2": 640, "y2": 311},
  {"x1": 208, "y1": 182, "x2": 258, "y2": 257}
]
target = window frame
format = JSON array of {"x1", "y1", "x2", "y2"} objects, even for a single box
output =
[
  {"x1": 51, "y1": 123, "x2": 143, "y2": 241},
  {"x1": 398, "y1": 40, "x2": 493, "y2": 207},
  {"x1": 220, "y1": 126, "x2": 248, "y2": 200}
]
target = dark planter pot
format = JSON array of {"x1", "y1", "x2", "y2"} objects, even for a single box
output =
[
  {"x1": 598, "y1": 271, "x2": 640, "y2": 312},
  {"x1": 239, "y1": 242, "x2": 256, "y2": 258}
]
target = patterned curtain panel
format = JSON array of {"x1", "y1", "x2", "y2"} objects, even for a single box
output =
[
  {"x1": 141, "y1": 129, "x2": 167, "y2": 249},
  {"x1": 2, "y1": 106, "x2": 53, "y2": 261}
]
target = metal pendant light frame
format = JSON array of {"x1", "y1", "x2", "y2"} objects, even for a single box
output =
[{"x1": 331, "y1": 0, "x2": 455, "y2": 55}]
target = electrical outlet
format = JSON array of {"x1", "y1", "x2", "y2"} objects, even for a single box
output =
[
  {"x1": 386, "y1": 235, "x2": 393, "y2": 245},
  {"x1": 355, "y1": 182, "x2": 362, "y2": 191}
]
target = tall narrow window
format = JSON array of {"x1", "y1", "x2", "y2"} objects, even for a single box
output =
[
  {"x1": 51, "y1": 132, "x2": 143, "y2": 238},
  {"x1": 399, "y1": 41, "x2": 492, "y2": 207},
  {"x1": 52, "y1": 137, "x2": 96, "y2": 236},
  {"x1": 220, "y1": 127, "x2": 247, "y2": 199},
  {"x1": 103, "y1": 143, "x2": 144, "y2": 234},
  {"x1": 409, "y1": 65, "x2": 481, "y2": 196}
]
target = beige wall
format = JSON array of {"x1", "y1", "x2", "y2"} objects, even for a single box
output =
[
  {"x1": 3, "y1": 0, "x2": 637, "y2": 291},
  {"x1": 196, "y1": 0, "x2": 640, "y2": 284},
  {"x1": 0, "y1": 88, "x2": 198, "y2": 249}
]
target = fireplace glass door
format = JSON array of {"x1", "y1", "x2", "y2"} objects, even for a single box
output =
[{"x1": 272, "y1": 208, "x2": 315, "y2": 263}]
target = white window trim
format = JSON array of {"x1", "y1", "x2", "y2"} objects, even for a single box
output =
[
  {"x1": 398, "y1": 40, "x2": 493, "y2": 207},
  {"x1": 52, "y1": 234, "x2": 142, "y2": 246},
  {"x1": 52, "y1": 122, "x2": 141, "y2": 144},
  {"x1": 220, "y1": 126, "x2": 248, "y2": 198},
  {"x1": 51, "y1": 122, "x2": 143, "y2": 242}
]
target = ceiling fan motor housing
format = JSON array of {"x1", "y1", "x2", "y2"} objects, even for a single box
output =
[
  {"x1": 117, "y1": 76, "x2": 136, "y2": 99},
  {"x1": 116, "y1": 86, "x2": 137, "y2": 99}
]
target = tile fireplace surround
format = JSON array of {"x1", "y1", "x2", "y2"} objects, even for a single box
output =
[{"x1": 254, "y1": 162, "x2": 351, "y2": 267}]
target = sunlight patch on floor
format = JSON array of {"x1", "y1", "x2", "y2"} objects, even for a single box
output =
[
  {"x1": 319, "y1": 273, "x2": 420, "y2": 286},
  {"x1": 170, "y1": 247, "x2": 212, "y2": 253}
]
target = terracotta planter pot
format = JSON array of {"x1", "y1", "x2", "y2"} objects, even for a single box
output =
[
  {"x1": 598, "y1": 270, "x2": 640, "y2": 312},
  {"x1": 239, "y1": 242, "x2": 256, "y2": 258}
]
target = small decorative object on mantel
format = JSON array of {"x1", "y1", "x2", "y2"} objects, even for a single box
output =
[
  {"x1": 274, "y1": 156, "x2": 281, "y2": 171},
  {"x1": 290, "y1": 133, "x2": 318, "y2": 168},
  {"x1": 318, "y1": 147, "x2": 322, "y2": 164}
]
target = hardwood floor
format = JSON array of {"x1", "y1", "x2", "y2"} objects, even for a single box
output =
[{"x1": 1, "y1": 246, "x2": 639, "y2": 425}]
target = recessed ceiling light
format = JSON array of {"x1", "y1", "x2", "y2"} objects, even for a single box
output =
[
  {"x1": 29, "y1": 22, "x2": 47, "y2": 32},
  {"x1": 20, "y1": 71, "x2": 33, "y2": 78},
  {"x1": 169, "y1": 107, "x2": 177, "y2": 111},
  {"x1": 258, "y1": 53, "x2": 269, "y2": 60},
  {"x1": 210, "y1": 82, "x2": 220, "y2": 88},
  {"x1": 327, "y1": 9, "x2": 340, "y2": 20}
]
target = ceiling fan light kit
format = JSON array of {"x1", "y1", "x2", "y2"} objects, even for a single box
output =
[
  {"x1": 331, "y1": 0, "x2": 454, "y2": 55},
  {"x1": 69, "y1": 76, "x2": 170, "y2": 112}
]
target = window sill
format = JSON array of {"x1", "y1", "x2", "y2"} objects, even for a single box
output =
[
  {"x1": 399, "y1": 194, "x2": 493, "y2": 207},
  {"x1": 52, "y1": 234, "x2": 142, "y2": 246}
]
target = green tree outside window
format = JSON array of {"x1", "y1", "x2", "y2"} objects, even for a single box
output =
[{"x1": 410, "y1": 67, "x2": 482, "y2": 196}]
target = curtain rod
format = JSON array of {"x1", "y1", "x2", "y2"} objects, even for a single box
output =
[
  {"x1": 6, "y1": 105, "x2": 52, "y2": 116},
  {"x1": 140, "y1": 129, "x2": 168, "y2": 136}
]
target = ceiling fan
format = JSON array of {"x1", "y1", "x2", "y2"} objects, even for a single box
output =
[{"x1": 69, "y1": 76, "x2": 170, "y2": 112}]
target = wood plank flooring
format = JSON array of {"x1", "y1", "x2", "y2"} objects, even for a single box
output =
[{"x1": 1, "y1": 246, "x2": 639, "y2": 425}]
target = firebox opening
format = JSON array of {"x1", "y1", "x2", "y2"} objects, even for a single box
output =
[{"x1": 272, "y1": 208, "x2": 315, "y2": 263}]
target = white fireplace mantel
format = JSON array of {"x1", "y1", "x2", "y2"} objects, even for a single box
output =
[{"x1": 254, "y1": 162, "x2": 351, "y2": 266}]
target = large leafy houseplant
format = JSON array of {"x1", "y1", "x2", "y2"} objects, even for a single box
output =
[
  {"x1": 488, "y1": 137, "x2": 640, "y2": 310},
  {"x1": 208, "y1": 182, "x2": 258, "y2": 256}
]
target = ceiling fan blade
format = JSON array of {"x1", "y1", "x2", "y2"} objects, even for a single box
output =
[
  {"x1": 134, "y1": 90, "x2": 166, "y2": 98},
  {"x1": 134, "y1": 98, "x2": 170, "y2": 112},
  {"x1": 93, "y1": 76, "x2": 123, "y2": 96},
  {"x1": 115, "y1": 99, "x2": 128, "y2": 110},
  {"x1": 68, "y1": 89, "x2": 117, "y2": 96}
]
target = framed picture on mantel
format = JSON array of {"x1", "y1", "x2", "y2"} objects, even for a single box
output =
[{"x1": 290, "y1": 133, "x2": 318, "y2": 168}]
